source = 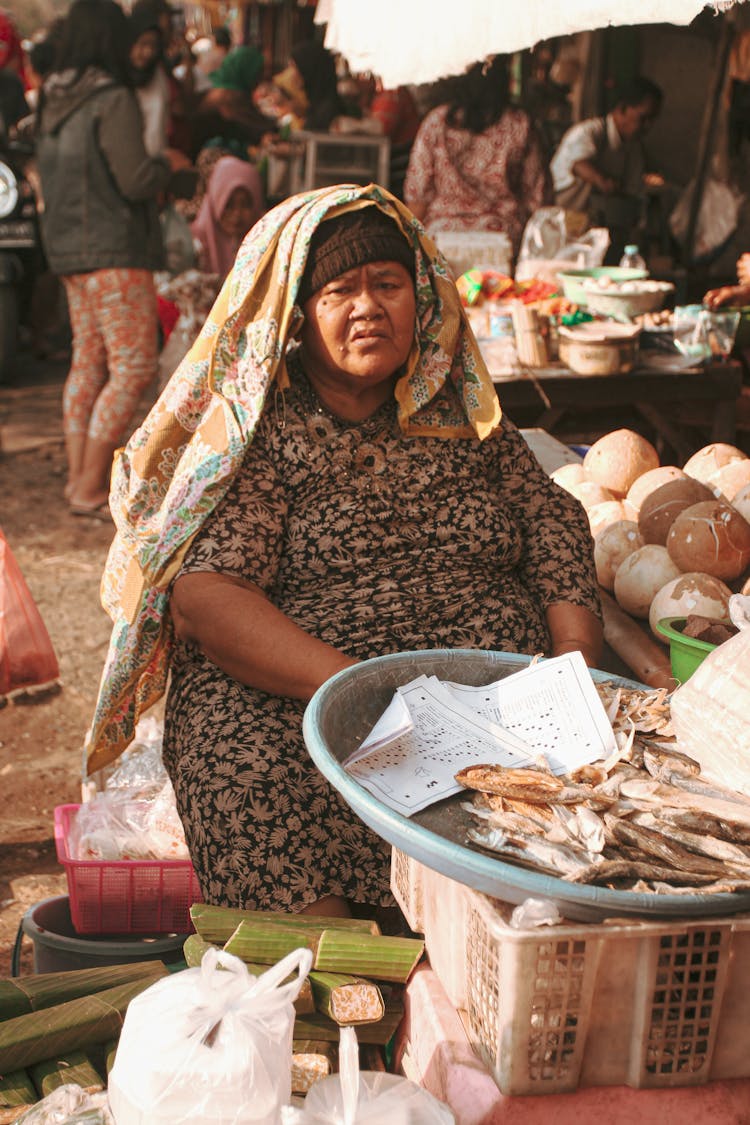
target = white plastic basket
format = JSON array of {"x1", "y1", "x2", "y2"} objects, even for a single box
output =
[{"x1": 431, "y1": 230, "x2": 513, "y2": 279}]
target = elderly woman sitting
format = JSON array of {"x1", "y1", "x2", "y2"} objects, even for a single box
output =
[{"x1": 85, "y1": 184, "x2": 602, "y2": 918}]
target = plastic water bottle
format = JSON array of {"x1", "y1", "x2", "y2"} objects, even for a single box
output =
[{"x1": 619, "y1": 244, "x2": 647, "y2": 270}]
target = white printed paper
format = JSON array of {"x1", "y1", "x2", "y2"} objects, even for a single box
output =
[
  {"x1": 344, "y1": 653, "x2": 617, "y2": 816},
  {"x1": 344, "y1": 675, "x2": 535, "y2": 816}
]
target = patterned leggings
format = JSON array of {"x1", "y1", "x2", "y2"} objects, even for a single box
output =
[{"x1": 62, "y1": 269, "x2": 158, "y2": 443}]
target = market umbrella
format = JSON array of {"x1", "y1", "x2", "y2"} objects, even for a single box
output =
[{"x1": 316, "y1": 0, "x2": 744, "y2": 87}]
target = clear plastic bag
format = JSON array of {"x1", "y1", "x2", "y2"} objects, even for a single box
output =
[
  {"x1": 670, "y1": 594, "x2": 750, "y2": 794},
  {"x1": 669, "y1": 177, "x2": 743, "y2": 264},
  {"x1": 109, "y1": 947, "x2": 313, "y2": 1125},
  {"x1": 0, "y1": 527, "x2": 60, "y2": 697},
  {"x1": 15, "y1": 1084, "x2": 112, "y2": 1123},
  {"x1": 282, "y1": 1027, "x2": 454, "y2": 1125},
  {"x1": 515, "y1": 207, "x2": 610, "y2": 283}
]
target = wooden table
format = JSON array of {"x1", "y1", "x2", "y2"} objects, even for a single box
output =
[{"x1": 490, "y1": 356, "x2": 743, "y2": 463}]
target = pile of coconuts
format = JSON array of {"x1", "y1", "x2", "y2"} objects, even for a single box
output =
[{"x1": 551, "y1": 430, "x2": 750, "y2": 641}]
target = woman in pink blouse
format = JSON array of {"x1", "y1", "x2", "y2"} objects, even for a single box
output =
[{"x1": 404, "y1": 56, "x2": 550, "y2": 256}]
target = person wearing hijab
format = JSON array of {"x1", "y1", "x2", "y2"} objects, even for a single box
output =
[
  {"x1": 190, "y1": 154, "x2": 265, "y2": 280},
  {"x1": 128, "y1": 2, "x2": 170, "y2": 156},
  {"x1": 192, "y1": 44, "x2": 276, "y2": 156},
  {"x1": 84, "y1": 183, "x2": 602, "y2": 915}
]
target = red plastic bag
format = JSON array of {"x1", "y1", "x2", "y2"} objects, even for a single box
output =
[{"x1": 0, "y1": 529, "x2": 60, "y2": 696}]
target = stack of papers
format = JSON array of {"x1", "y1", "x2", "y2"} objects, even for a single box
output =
[{"x1": 343, "y1": 652, "x2": 617, "y2": 817}]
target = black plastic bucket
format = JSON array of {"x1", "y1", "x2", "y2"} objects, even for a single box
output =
[{"x1": 14, "y1": 896, "x2": 187, "y2": 974}]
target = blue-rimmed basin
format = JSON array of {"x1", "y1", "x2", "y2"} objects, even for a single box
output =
[{"x1": 303, "y1": 648, "x2": 750, "y2": 923}]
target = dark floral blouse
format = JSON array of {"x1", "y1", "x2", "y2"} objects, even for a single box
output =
[{"x1": 162, "y1": 367, "x2": 600, "y2": 911}]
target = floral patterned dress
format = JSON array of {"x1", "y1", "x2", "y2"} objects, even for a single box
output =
[{"x1": 162, "y1": 359, "x2": 600, "y2": 910}]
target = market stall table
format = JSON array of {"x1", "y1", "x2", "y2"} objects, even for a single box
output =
[{"x1": 489, "y1": 356, "x2": 743, "y2": 463}]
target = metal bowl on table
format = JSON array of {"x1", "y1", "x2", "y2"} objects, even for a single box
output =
[{"x1": 303, "y1": 648, "x2": 750, "y2": 923}]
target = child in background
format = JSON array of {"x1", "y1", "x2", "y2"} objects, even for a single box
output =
[{"x1": 190, "y1": 155, "x2": 265, "y2": 281}]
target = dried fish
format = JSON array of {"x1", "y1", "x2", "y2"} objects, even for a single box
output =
[
  {"x1": 656, "y1": 771, "x2": 750, "y2": 808},
  {"x1": 551, "y1": 805, "x2": 606, "y2": 854},
  {"x1": 641, "y1": 741, "x2": 700, "y2": 778},
  {"x1": 618, "y1": 779, "x2": 750, "y2": 829},
  {"x1": 565, "y1": 860, "x2": 723, "y2": 887},
  {"x1": 456, "y1": 764, "x2": 612, "y2": 807},
  {"x1": 466, "y1": 825, "x2": 597, "y2": 878},
  {"x1": 630, "y1": 813, "x2": 750, "y2": 872},
  {"x1": 649, "y1": 807, "x2": 750, "y2": 846},
  {"x1": 603, "y1": 814, "x2": 726, "y2": 876}
]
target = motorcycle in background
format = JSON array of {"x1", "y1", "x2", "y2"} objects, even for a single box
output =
[{"x1": 0, "y1": 133, "x2": 42, "y2": 381}]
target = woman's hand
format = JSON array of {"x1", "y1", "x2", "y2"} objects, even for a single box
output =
[
  {"x1": 738, "y1": 253, "x2": 750, "y2": 285},
  {"x1": 170, "y1": 570, "x2": 358, "y2": 700},
  {"x1": 703, "y1": 283, "x2": 750, "y2": 309},
  {"x1": 546, "y1": 602, "x2": 603, "y2": 669}
]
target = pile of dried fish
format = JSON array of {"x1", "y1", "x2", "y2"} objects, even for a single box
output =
[{"x1": 456, "y1": 684, "x2": 750, "y2": 894}]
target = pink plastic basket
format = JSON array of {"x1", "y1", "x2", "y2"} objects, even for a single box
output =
[{"x1": 54, "y1": 804, "x2": 202, "y2": 935}]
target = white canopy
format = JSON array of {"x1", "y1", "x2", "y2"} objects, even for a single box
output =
[{"x1": 316, "y1": 0, "x2": 742, "y2": 87}]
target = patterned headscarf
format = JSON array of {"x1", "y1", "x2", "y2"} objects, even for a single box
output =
[{"x1": 85, "y1": 182, "x2": 502, "y2": 773}]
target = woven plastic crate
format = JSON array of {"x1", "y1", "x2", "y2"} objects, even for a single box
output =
[
  {"x1": 54, "y1": 804, "x2": 202, "y2": 935},
  {"x1": 461, "y1": 889, "x2": 750, "y2": 1095},
  {"x1": 390, "y1": 848, "x2": 425, "y2": 933}
]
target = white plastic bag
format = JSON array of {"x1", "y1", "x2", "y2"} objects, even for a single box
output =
[
  {"x1": 109, "y1": 947, "x2": 313, "y2": 1125},
  {"x1": 16, "y1": 1085, "x2": 112, "y2": 1123},
  {"x1": 669, "y1": 177, "x2": 743, "y2": 263},
  {"x1": 282, "y1": 1027, "x2": 454, "y2": 1125},
  {"x1": 669, "y1": 594, "x2": 750, "y2": 794},
  {"x1": 515, "y1": 206, "x2": 610, "y2": 282}
]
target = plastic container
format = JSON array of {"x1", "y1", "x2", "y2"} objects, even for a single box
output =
[
  {"x1": 557, "y1": 266, "x2": 648, "y2": 307},
  {"x1": 16, "y1": 895, "x2": 187, "y2": 974},
  {"x1": 405, "y1": 875, "x2": 750, "y2": 1095},
  {"x1": 619, "y1": 244, "x2": 647, "y2": 270},
  {"x1": 558, "y1": 321, "x2": 641, "y2": 375},
  {"x1": 54, "y1": 804, "x2": 202, "y2": 935},
  {"x1": 431, "y1": 230, "x2": 513, "y2": 279},
  {"x1": 655, "y1": 616, "x2": 717, "y2": 684}
]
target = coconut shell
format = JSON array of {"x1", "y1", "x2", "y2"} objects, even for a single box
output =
[
  {"x1": 613, "y1": 544, "x2": 682, "y2": 619},
  {"x1": 550, "y1": 463, "x2": 587, "y2": 493},
  {"x1": 666, "y1": 500, "x2": 750, "y2": 580},
  {"x1": 648, "y1": 572, "x2": 733, "y2": 641},
  {"x1": 711, "y1": 461, "x2": 750, "y2": 502},
  {"x1": 626, "y1": 466, "x2": 687, "y2": 513},
  {"x1": 594, "y1": 520, "x2": 644, "y2": 590},
  {"x1": 638, "y1": 477, "x2": 714, "y2": 545},
  {"x1": 733, "y1": 482, "x2": 750, "y2": 524},
  {"x1": 583, "y1": 429, "x2": 660, "y2": 498},
  {"x1": 569, "y1": 479, "x2": 615, "y2": 510},
  {"x1": 683, "y1": 442, "x2": 748, "y2": 487},
  {"x1": 588, "y1": 500, "x2": 637, "y2": 539}
]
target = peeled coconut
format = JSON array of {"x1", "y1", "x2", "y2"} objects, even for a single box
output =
[
  {"x1": 550, "y1": 463, "x2": 587, "y2": 493},
  {"x1": 613, "y1": 544, "x2": 682, "y2": 618},
  {"x1": 710, "y1": 459, "x2": 750, "y2": 502},
  {"x1": 569, "y1": 479, "x2": 615, "y2": 510},
  {"x1": 683, "y1": 443, "x2": 748, "y2": 488},
  {"x1": 588, "y1": 500, "x2": 636, "y2": 539},
  {"x1": 648, "y1": 572, "x2": 733, "y2": 641},
  {"x1": 638, "y1": 477, "x2": 714, "y2": 545},
  {"x1": 583, "y1": 429, "x2": 660, "y2": 498},
  {"x1": 594, "y1": 520, "x2": 645, "y2": 590},
  {"x1": 733, "y1": 482, "x2": 750, "y2": 524},
  {"x1": 626, "y1": 465, "x2": 688, "y2": 513},
  {"x1": 666, "y1": 500, "x2": 750, "y2": 581}
]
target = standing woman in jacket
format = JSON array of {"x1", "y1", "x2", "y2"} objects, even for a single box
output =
[{"x1": 36, "y1": 0, "x2": 175, "y2": 518}]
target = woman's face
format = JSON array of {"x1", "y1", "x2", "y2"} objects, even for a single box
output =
[
  {"x1": 130, "y1": 29, "x2": 161, "y2": 72},
  {"x1": 218, "y1": 187, "x2": 256, "y2": 239},
  {"x1": 301, "y1": 261, "x2": 416, "y2": 389}
]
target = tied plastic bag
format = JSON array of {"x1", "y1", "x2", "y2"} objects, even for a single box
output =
[
  {"x1": 0, "y1": 528, "x2": 59, "y2": 698},
  {"x1": 282, "y1": 1027, "x2": 454, "y2": 1125},
  {"x1": 515, "y1": 206, "x2": 610, "y2": 284},
  {"x1": 670, "y1": 594, "x2": 750, "y2": 794},
  {"x1": 109, "y1": 947, "x2": 313, "y2": 1125}
]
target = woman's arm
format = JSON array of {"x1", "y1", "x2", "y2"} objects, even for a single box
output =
[
  {"x1": 570, "y1": 158, "x2": 617, "y2": 195},
  {"x1": 98, "y1": 88, "x2": 172, "y2": 201},
  {"x1": 170, "y1": 570, "x2": 357, "y2": 700},
  {"x1": 546, "y1": 602, "x2": 603, "y2": 669}
]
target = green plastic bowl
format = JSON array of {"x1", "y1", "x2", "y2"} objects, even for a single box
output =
[
  {"x1": 655, "y1": 616, "x2": 717, "y2": 685},
  {"x1": 557, "y1": 266, "x2": 649, "y2": 307}
]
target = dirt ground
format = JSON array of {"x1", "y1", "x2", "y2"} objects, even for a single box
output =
[{"x1": 0, "y1": 353, "x2": 128, "y2": 976}]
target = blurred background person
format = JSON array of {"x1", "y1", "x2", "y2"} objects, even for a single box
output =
[
  {"x1": 35, "y1": 0, "x2": 178, "y2": 518},
  {"x1": 128, "y1": 1, "x2": 169, "y2": 156},
  {"x1": 550, "y1": 76, "x2": 663, "y2": 261},
  {"x1": 191, "y1": 154, "x2": 265, "y2": 281},
  {"x1": 192, "y1": 44, "x2": 276, "y2": 158},
  {"x1": 404, "y1": 55, "x2": 550, "y2": 255},
  {"x1": 331, "y1": 73, "x2": 421, "y2": 199},
  {"x1": 286, "y1": 40, "x2": 343, "y2": 132}
]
